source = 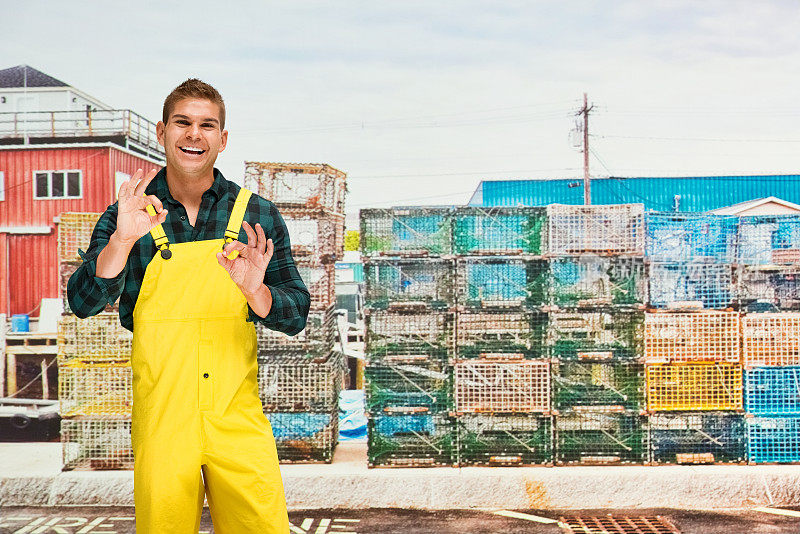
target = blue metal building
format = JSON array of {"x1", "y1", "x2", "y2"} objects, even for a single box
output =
[{"x1": 469, "y1": 175, "x2": 800, "y2": 212}]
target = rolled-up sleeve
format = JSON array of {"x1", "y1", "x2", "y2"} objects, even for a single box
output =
[
  {"x1": 67, "y1": 204, "x2": 127, "y2": 318},
  {"x1": 247, "y1": 201, "x2": 311, "y2": 336}
]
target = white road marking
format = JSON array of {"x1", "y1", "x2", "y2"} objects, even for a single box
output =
[
  {"x1": 753, "y1": 507, "x2": 800, "y2": 518},
  {"x1": 492, "y1": 510, "x2": 559, "y2": 524}
]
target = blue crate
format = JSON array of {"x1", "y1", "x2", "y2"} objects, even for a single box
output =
[
  {"x1": 646, "y1": 212, "x2": 738, "y2": 263},
  {"x1": 452, "y1": 206, "x2": 546, "y2": 255},
  {"x1": 739, "y1": 215, "x2": 800, "y2": 265},
  {"x1": 747, "y1": 416, "x2": 800, "y2": 463},
  {"x1": 745, "y1": 366, "x2": 800, "y2": 415},
  {"x1": 648, "y1": 262, "x2": 735, "y2": 310}
]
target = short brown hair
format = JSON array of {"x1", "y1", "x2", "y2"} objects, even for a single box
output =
[{"x1": 162, "y1": 78, "x2": 226, "y2": 129}]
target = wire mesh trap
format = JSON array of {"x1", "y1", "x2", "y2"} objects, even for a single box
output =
[
  {"x1": 451, "y1": 206, "x2": 546, "y2": 255},
  {"x1": 553, "y1": 361, "x2": 645, "y2": 413},
  {"x1": 58, "y1": 313, "x2": 132, "y2": 363},
  {"x1": 649, "y1": 412, "x2": 746, "y2": 464},
  {"x1": 546, "y1": 203, "x2": 645, "y2": 256},
  {"x1": 244, "y1": 162, "x2": 346, "y2": 214},
  {"x1": 360, "y1": 207, "x2": 453, "y2": 256},
  {"x1": 644, "y1": 311, "x2": 740, "y2": 364},
  {"x1": 745, "y1": 366, "x2": 800, "y2": 416},
  {"x1": 645, "y1": 212, "x2": 738, "y2": 263},
  {"x1": 455, "y1": 257, "x2": 548, "y2": 309},
  {"x1": 555, "y1": 412, "x2": 648, "y2": 465},
  {"x1": 58, "y1": 212, "x2": 102, "y2": 262},
  {"x1": 738, "y1": 266, "x2": 800, "y2": 311},
  {"x1": 365, "y1": 309, "x2": 454, "y2": 362},
  {"x1": 747, "y1": 416, "x2": 800, "y2": 463},
  {"x1": 58, "y1": 359, "x2": 132, "y2": 418},
  {"x1": 648, "y1": 262, "x2": 735, "y2": 310},
  {"x1": 365, "y1": 361, "x2": 451, "y2": 414},
  {"x1": 282, "y1": 209, "x2": 345, "y2": 261},
  {"x1": 367, "y1": 413, "x2": 455, "y2": 467},
  {"x1": 548, "y1": 311, "x2": 643, "y2": 361},
  {"x1": 456, "y1": 309, "x2": 547, "y2": 360},
  {"x1": 738, "y1": 214, "x2": 800, "y2": 266},
  {"x1": 549, "y1": 256, "x2": 646, "y2": 308},
  {"x1": 257, "y1": 352, "x2": 344, "y2": 412},
  {"x1": 453, "y1": 359, "x2": 550, "y2": 414},
  {"x1": 742, "y1": 312, "x2": 800, "y2": 367},
  {"x1": 455, "y1": 414, "x2": 552, "y2": 466},
  {"x1": 61, "y1": 416, "x2": 133, "y2": 471},
  {"x1": 646, "y1": 363, "x2": 743, "y2": 412},
  {"x1": 256, "y1": 307, "x2": 335, "y2": 357},
  {"x1": 296, "y1": 260, "x2": 336, "y2": 311},
  {"x1": 364, "y1": 258, "x2": 455, "y2": 309},
  {"x1": 267, "y1": 410, "x2": 339, "y2": 463}
]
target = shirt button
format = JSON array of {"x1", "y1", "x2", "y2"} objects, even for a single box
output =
[
  {"x1": 181, "y1": 216, "x2": 186, "y2": 220},
  {"x1": 203, "y1": 373, "x2": 209, "y2": 378}
]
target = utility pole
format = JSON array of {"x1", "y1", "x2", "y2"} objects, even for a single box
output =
[{"x1": 577, "y1": 93, "x2": 594, "y2": 205}]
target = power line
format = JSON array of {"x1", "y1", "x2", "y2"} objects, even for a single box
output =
[{"x1": 592, "y1": 134, "x2": 800, "y2": 143}]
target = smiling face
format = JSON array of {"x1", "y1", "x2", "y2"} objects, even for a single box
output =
[{"x1": 156, "y1": 97, "x2": 228, "y2": 180}]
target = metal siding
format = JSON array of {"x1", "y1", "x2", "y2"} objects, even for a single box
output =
[
  {"x1": 8, "y1": 232, "x2": 57, "y2": 316},
  {"x1": 109, "y1": 147, "x2": 165, "y2": 200}
]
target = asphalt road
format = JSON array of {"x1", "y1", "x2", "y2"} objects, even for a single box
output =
[{"x1": 2, "y1": 506, "x2": 800, "y2": 533}]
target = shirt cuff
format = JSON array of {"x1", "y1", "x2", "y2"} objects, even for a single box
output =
[{"x1": 78, "y1": 248, "x2": 127, "y2": 307}]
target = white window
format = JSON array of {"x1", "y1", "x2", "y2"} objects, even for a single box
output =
[
  {"x1": 33, "y1": 170, "x2": 82, "y2": 199},
  {"x1": 115, "y1": 171, "x2": 130, "y2": 200},
  {"x1": 0, "y1": 171, "x2": 4, "y2": 201}
]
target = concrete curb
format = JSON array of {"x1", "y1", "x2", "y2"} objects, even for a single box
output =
[{"x1": 3, "y1": 443, "x2": 800, "y2": 510}]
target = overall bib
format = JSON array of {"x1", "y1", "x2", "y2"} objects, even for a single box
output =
[{"x1": 131, "y1": 188, "x2": 290, "y2": 533}]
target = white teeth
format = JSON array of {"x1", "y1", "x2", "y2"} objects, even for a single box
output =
[{"x1": 181, "y1": 147, "x2": 203, "y2": 153}]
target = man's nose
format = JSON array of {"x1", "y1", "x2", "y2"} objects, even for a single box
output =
[{"x1": 186, "y1": 124, "x2": 202, "y2": 139}]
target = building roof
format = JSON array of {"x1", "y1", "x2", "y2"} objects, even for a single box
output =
[
  {"x1": 0, "y1": 65, "x2": 68, "y2": 89},
  {"x1": 710, "y1": 196, "x2": 800, "y2": 216}
]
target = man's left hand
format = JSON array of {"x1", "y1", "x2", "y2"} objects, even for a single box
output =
[{"x1": 216, "y1": 221, "x2": 274, "y2": 297}]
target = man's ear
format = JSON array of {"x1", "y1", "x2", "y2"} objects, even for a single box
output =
[
  {"x1": 156, "y1": 121, "x2": 165, "y2": 147},
  {"x1": 219, "y1": 129, "x2": 228, "y2": 153}
]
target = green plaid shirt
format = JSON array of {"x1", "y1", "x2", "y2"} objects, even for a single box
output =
[{"x1": 67, "y1": 167, "x2": 311, "y2": 334}]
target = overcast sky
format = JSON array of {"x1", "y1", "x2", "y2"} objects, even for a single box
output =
[{"x1": 6, "y1": 1, "x2": 800, "y2": 226}]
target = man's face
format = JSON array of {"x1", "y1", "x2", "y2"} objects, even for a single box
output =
[{"x1": 156, "y1": 98, "x2": 227, "y2": 178}]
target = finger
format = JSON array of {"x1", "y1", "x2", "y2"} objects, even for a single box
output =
[
  {"x1": 254, "y1": 223, "x2": 267, "y2": 255},
  {"x1": 242, "y1": 221, "x2": 257, "y2": 248},
  {"x1": 216, "y1": 252, "x2": 233, "y2": 271},
  {"x1": 265, "y1": 238, "x2": 274, "y2": 262},
  {"x1": 223, "y1": 240, "x2": 248, "y2": 257},
  {"x1": 134, "y1": 168, "x2": 159, "y2": 197},
  {"x1": 119, "y1": 169, "x2": 142, "y2": 200},
  {"x1": 144, "y1": 194, "x2": 164, "y2": 214}
]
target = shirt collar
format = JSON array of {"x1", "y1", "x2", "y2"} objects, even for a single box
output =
[{"x1": 145, "y1": 167, "x2": 228, "y2": 206}]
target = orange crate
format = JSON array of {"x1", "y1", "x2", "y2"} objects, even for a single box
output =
[
  {"x1": 644, "y1": 311, "x2": 740, "y2": 363},
  {"x1": 743, "y1": 312, "x2": 800, "y2": 367}
]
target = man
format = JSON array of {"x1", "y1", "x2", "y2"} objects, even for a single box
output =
[{"x1": 68, "y1": 78, "x2": 310, "y2": 533}]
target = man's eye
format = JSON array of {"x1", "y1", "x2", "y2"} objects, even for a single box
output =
[
  {"x1": 176, "y1": 120, "x2": 189, "y2": 125},
  {"x1": 202, "y1": 123, "x2": 215, "y2": 128}
]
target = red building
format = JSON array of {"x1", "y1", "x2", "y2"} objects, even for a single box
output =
[{"x1": 0, "y1": 65, "x2": 165, "y2": 316}]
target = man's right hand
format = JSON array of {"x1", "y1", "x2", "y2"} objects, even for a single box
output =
[{"x1": 114, "y1": 168, "x2": 168, "y2": 245}]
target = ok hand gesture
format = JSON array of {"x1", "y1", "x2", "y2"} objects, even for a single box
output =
[
  {"x1": 115, "y1": 168, "x2": 167, "y2": 245},
  {"x1": 216, "y1": 221, "x2": 274, "y2": 297}
]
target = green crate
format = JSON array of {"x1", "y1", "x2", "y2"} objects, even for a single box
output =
[
  {"x1": 555, "y1": 412, "x2": 648, "y2": 465},
  {"x1": 553, "y1": 361, "x2": 645, "y2": 412},
  {"x1": 456, "y1": 414, "x2": 552, "y2": 466},
  {"x1": 365, "y1": 362, "x2": 451, "y2": 414},
  {"x1": 368, "y1": 414, "x2": 455, "y2": 467}
]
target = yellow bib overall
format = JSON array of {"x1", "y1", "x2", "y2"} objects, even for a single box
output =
[{"x1": 131, "y1": 188, "x2": 290, "y2": 533}]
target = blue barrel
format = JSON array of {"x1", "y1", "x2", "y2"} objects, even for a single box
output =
[{"x1": 10, "y1": 314, "x2": 30, "y2": 333}]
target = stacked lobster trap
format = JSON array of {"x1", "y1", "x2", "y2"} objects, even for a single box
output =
[
  {"x1": 361, "y1": 207, "x2": 456, "y2": 467},
  {"x1": 57, "y1": 214, "x2": 133, "y2": 470},
  {"x1": 245, "y1": 162, "x2": 348, "y2": 463},
  {"x1": 546, "y1": 204, "x2": 648, "y2": 465}
]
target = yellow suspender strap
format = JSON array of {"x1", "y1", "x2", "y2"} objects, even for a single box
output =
[
  {"x1": 225, "y1": 188, "x2": 253, "y2": 243},
  {"x1": 145, "y1": 202, "x2": 170, "y2": 251}
]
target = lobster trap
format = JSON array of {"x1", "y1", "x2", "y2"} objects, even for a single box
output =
[
  {"x1": 364, "y1": 258, "x2": 455, "y2": 309},
  {"x1": 365, "y1": 362, "x2": 451, "y2": 414},
  {"x1": 747, "y1": 416, "x2": 800, "y2": 463},
  {"x1": 367, "y1": 413, "x2": 454, "y2": 467},
  {"x1": 365, "y1": 309, "x2": 453, "y2": 363},
  {"x1": 738, "y1": 215, "x2": 800, "y2": 265},
  {"x1": 646, "y1": 363, "x2": 743, "y2": 412},
  {"x1": 58, "y1": 359, "x2": 132, "y2": 418},
  {"x1": 256, "y1": 307, "x2": 335, "y2": 357},
  {"x1": 453, "y1": 359, "x2": 550, "y2": 414},
  {"x1": 742, "y1": 313, "x2": 800, "y2": 367},
  {"x1": 267, "y1": 410, "x2": 338, "y2": 463},
  {"x1": 58, "y1": 313, "x2": 132, "y2": 363},
  {"x1": 360, "y1": 207, "x2": 452, "y2": 256},
  {"x1": 548, "y1": 257, "x2": 646, "y2": 309},
  {"x1": 257, "y1": 352, "x2": 344, "y2": 412},
  {"x1": 58, "y1": 212, "x2": 102, "y2": 262},
  {"x1": 455, "y1": 414, "x2": 552, "y2": 466},
  {"x1": 297, "y1": 260, "x2": 336, "y2": 311},
  {"x1": 555, "y1": 412, "x2": 648, "y2": 465},
  {"x1": 546, "y1": 203, "x2": 645, "y2": 256},
  {"x1": 455, "y1": 310, "x2": 547, "y2": 359},
  {"x1": 282, "y1": 209, "x2": 345, "y2": 261},
  {"x1": 61, "y1": 416, "x2": 133, "y2": 471},
  {"x1": 738, "y1": 266, "x2": 800, "y2": 311},
  {"x1": 648, "y1": 262, "x2": 735, "y2": 310},
  {"x1": 547, "y1": 311, "x2": 643, "y2": 361},
  {"x1": 60, "y1": 261, "x2": 118, "y2": 314},
  {"x1": 649, "y1": 412, "x2": 746, "y2": 464},
  {"x1": 645, "y1": 212, "x2": 738, "y2": 263},
  {"x1": 553, "y1": 361, "x2": 645, "y2": 413},
  {"x1": 244, "y1": 162, "x2": 346, "y2": 214},
  {"x1": 455, "y1": 257, "x2": 548, "y2": 309},
  {"x1": 451, "y1": 206, "x2": 546, "y2": 255},
  {"x1": 745, "y1": 366, "x2": 800, "y2": 415},
  {"x1": 644, "y1": 311, "x2": 740, "y2": 364}
]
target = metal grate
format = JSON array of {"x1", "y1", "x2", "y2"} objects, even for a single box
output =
[
  {"x1": 61, "y1": 416, "x2": 133, "y2": 471},
  {"x1": 58, "y1": 359, "x2": 132, "y2": 417},
  {"x1": 257, "y1": 352, "x2": 344, "y2": 412},
  {"x1": 648, "y1": 262, "x2": 735, "y2": 310},
  {"x1": 650, "y1": 412, "x2": 746, "y2": 464},
  {"x1": 738, "y1": 214, "x2": 800, "y2": 265},
  {"x1": 549, "y1": 256, "x2": 646, "y2": 309},
  {"x1": 244, "y1": 162, "x2": 346, "y2": 214},
  {"x1": 453, "y1": 359, "x2": 550, "y2": 414},
  {"x1": 365, "y1": 362, "x2": 451, "y2": 414},
  {"x1": 644, "y1": 311, "x2": 740, "y2": 364},
  {"x1": 745, "y1": 366, "x2": 800, "y2": 415},
  {"x1": 455, "y1": 257, "x2": 548, "y2": 309},
  {"x1": 365, "y1": 309, "x2": 453, "y2": 361},
  {"x1": 456, "y1": 414, "x2": 552, "y2": 466},
  {"x1": 555, "y1": 412, "x2": 648, "y2": 465},
  {"x1": 364, "y1": 258, "x2": 455, "y2": 309},
  {"x1": 559, "y1": 515, "x2": 680, "y2": 534},
  {"x1": 548, "y1": 311, "x2": 643, "y2": 361},
  {"x1": 456, "y1": 310, "x2": 547, "y2": 359},
  {"x1": 553, "y1": 361, "x2": 645, "y2": 413},
  {"x1": 646, "y1": 212, "x2": 738, "y2": 263},
  {"x1": 368, "y1": 413, "x2": 454, "y2": 467},
  {"x1": 742, "y1": 313, "x2": 800, "y2": 367},
  {"x1": 360, "y1": 207, "x2": 452, "y2": 256},
  {"x1": 267, "y1": 410, "x2": 339, "y2": 463},
  {"x1": 738, "y1": 266, "x2": 800, "y2": 311},
  {"x1": 58, "y1": 312, "x2": 132, "y2": 363},
  {"x1": 58, "y1": 212, "x2": 102, "y2": 262},
  {"x1": 452, "y1": 206, "x2": 546, "y2": 255},
  {"x1": 646, "y1": 363, "x2": 743, "y2": 411},
  {"x1": 747, "y1": 416, "x2": 800, "y2": 463},
  {"x1": 546, "y1": 203, "x2": 645, "y2": 256},
  {"x1": 282, "y1": 209, "x2": 345, "y2": 261}
]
